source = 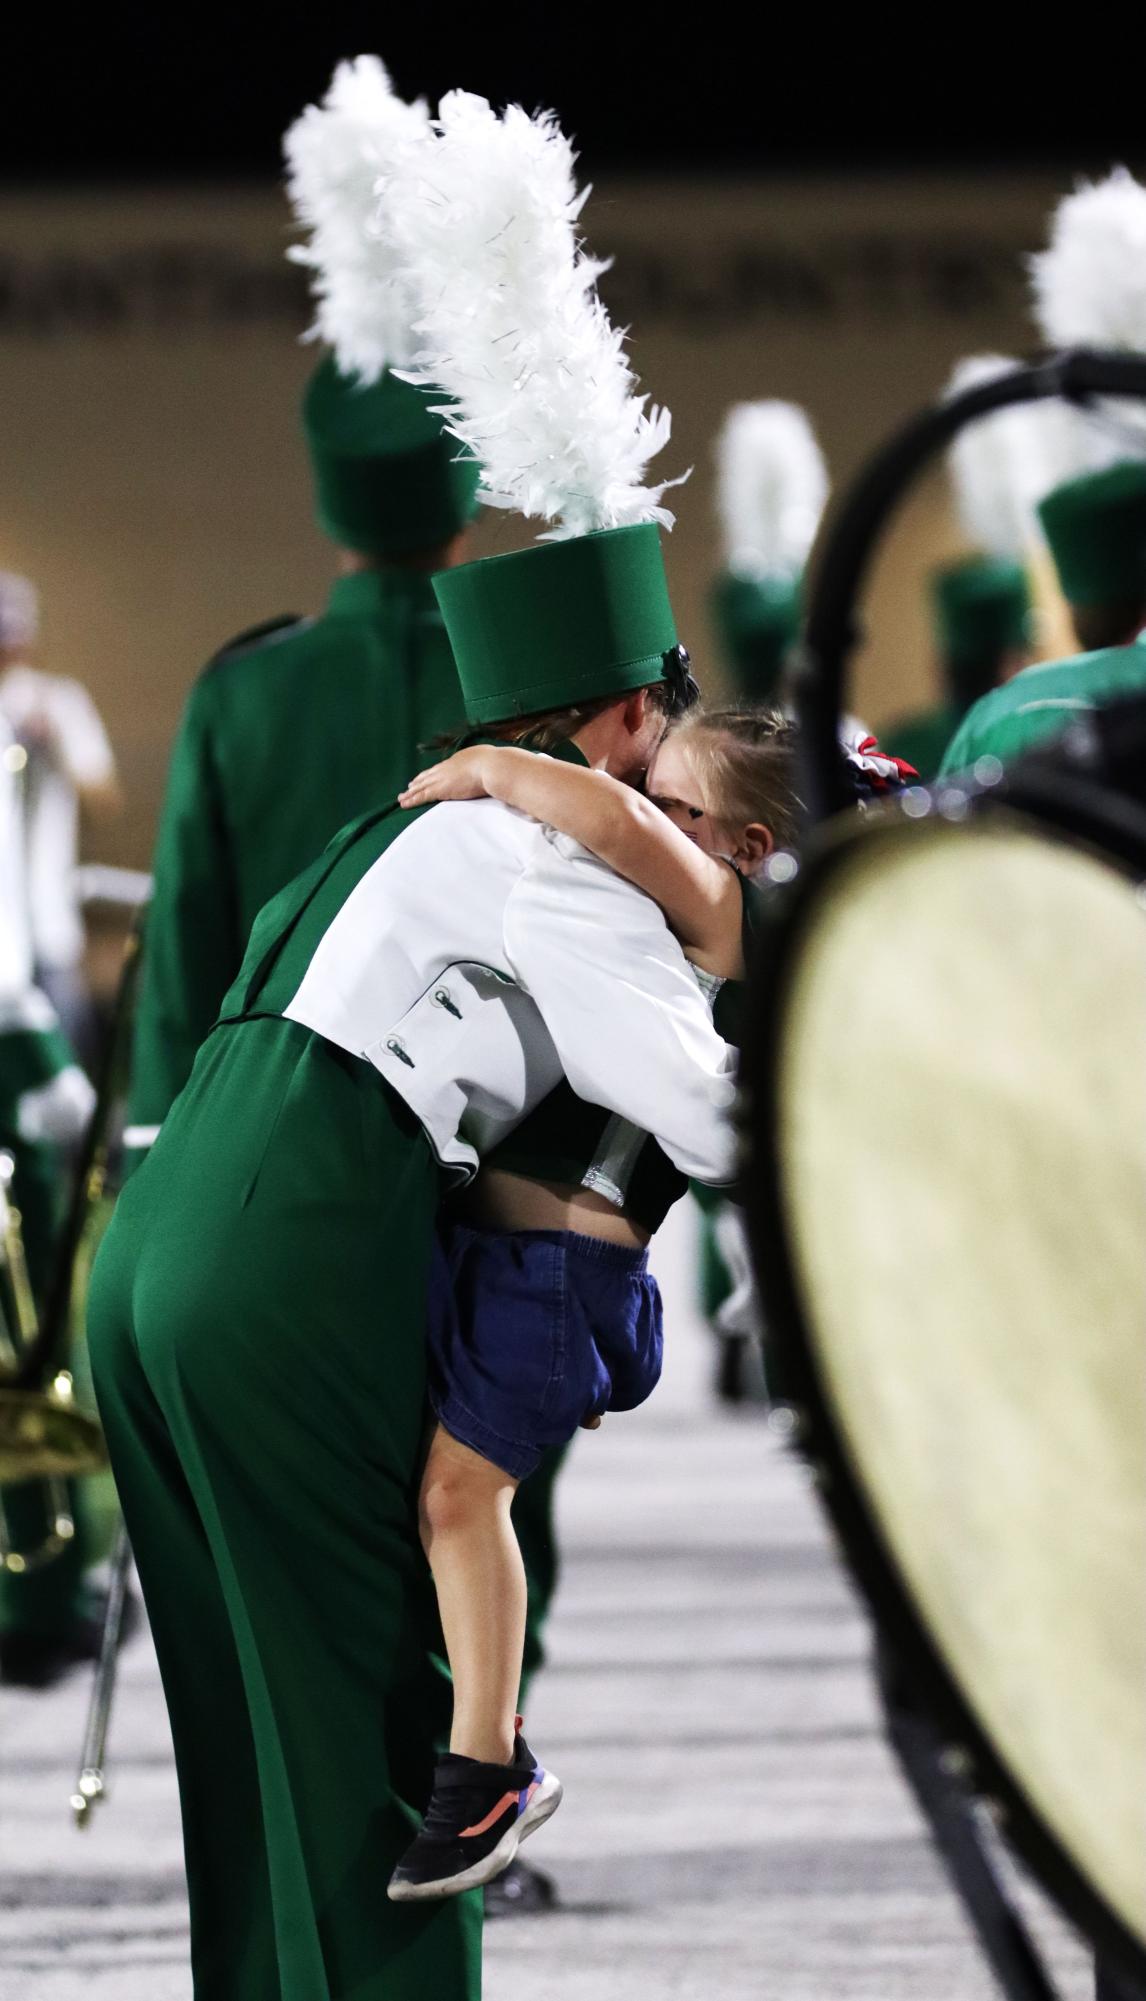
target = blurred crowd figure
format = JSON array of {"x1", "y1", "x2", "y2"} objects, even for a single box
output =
[
  {"x1": 0, "y1": 572, "x2": 121, "y2": 1063},
  {"x1": 0, "y1": 569, "x2": 120, "y2": 1684}
]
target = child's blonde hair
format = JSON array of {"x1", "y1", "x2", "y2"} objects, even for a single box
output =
[{"x1": 671, "y1": 704, "x2": 804, "y2": 851}]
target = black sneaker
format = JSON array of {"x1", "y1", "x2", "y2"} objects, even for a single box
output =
[{"x1": 388, "y1": 1728, "x2": 562, "y2": 1902}]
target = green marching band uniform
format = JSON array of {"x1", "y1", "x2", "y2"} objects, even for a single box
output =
[
  {"x1": 699, "y1": 403, "x2": 829, "y2": 1364},
  {"x1": 708, "y1": 400, "x2": 829, "y2": 708},
  {"x1": 883, "y1": 352, "x2": 1048, "y2": 782},
  {"x1": 940, "y1": 462, "x2": 1146, "y2": 773},
  {"x1": 0, "y1": 992, "x2": 97, "y2": 1641},
  {"x1": 123, "y1": 356, "x2": 579, "y2": 1711},
  {"x1": 0, "y1": 714, "x2": 97, "y2": 1654},
  {"x1": 125, "y1": 360, "x2": 480, "y2": 1166},
  {"x1": 943, "y1": 182, "x2": 1146, "y2": 776},
  {"x1": 90, "y1": 519, "x2": 738, "y2": 2000}
]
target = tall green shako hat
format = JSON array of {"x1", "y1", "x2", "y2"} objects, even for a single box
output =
[
  {"x1": 1030, "y1": 168, "x2": 1146, "y2": 610},
  {"x1": 930, "y1": 355, "x2": 1044, "y2": 705},
  {"x1": 385, "y1": 92, "x2": 694, "y2": 724},
  {"x1": 283, "y1": 57, "x2": 480, "y2": 558},
  {"x1": 710, "y1": 402, "x2": 829, "y2": 701}
]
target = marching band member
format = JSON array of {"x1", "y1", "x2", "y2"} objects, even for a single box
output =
[
  {"x1": 125, "y1": 57, "x2": 481, "y2": 1178},
  {"x1": 708, "y1": 399, "x2": 829, "y2": 706},
  {"x1": 883, "y1": 356, "x2": 1050, "y2": 778},
  {"x1": 0, "y1": 709, "x2": 97, "y2": 1685},
  {"x1": 88, "y1": 89, "x2": 737, "y2": 1999},
  {"x1": 944, "y1": 173, "x2": 1146, "y2": 772},
  {"x1": 692, "y1": 403, "x2": 831, "y2": 1390}
]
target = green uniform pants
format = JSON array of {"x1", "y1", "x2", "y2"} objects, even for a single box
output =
[{"x1": 89, "y1": 1017, "x2": 481, "y2": 2001}]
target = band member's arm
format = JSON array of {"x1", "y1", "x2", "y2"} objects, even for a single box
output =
[
  {"x1": 401, "y1": 746, "x2": 744, "y2": 977},
  {"x1": 124, "y1": 683, "x2": 241, "y2": 1171},
  {"x1": 502, "y1": 832, "x2": 739, "y2": 1186}
]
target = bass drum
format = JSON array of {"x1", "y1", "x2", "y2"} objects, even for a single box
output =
[{"x1": 742, "y1": 758, "x2": 1146, "y2": 1985}]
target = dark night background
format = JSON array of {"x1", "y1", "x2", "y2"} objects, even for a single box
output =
[{"x1": 0, "y1": 15, "x2": 1136, "y2": 181}]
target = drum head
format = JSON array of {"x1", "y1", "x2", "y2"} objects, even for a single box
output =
[{"x1": 756, "y1": 805, "x2": 1146, "y2": 1957}]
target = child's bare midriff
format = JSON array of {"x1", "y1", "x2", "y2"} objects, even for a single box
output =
[{"x1": 453, "y1": 1168, "x2": 652, "y2": 1249}]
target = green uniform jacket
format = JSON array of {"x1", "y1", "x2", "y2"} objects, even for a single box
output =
[
  {"x1": 128, "y1": 569, "x2": 465, "y2": 1155},
  {"x1": 939, "y1": 638, "x2": 1146, "y2": 775}
]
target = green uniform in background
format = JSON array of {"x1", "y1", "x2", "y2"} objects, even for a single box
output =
[
  {"x1": 940, "y1": 466, "x2": 1146, "y2": 772},
  {"x1": 0, "y1": 1003, "x2": 98, "y2": 1638},
  {"x1": 938, "y1": 637, "x2": 1146, "y2": 774},
  {"x1": 127, "y1": 571, "x2": 466, "y2": 1150}
]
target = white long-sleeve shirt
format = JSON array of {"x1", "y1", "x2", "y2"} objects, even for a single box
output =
[
  {"x1": 0, "y1": 665, "x2": 117, "y2": 971},
  {"x1": 282, "y1": 797, "x2": 738, "y2": 1187}
]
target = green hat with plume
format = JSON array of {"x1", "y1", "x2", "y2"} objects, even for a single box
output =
[
  {"x1": 931, "y1": 556, "x2": 1032, "y2": 666},
  {"x1": 709, "y1": 571, "x2": 802, "y2": 701},
  {"x1": 284, "y1": 56, "x2": 480, "y2": 556},
  {"x1": 301, "y1": 359, "x2": 478, "y2": 556},
  {"x1": 389, "y1": 92, "x2": 693, "y2": 724},
  {"x1": 709, "y1": 402, "x2": 828, "y2": 699},
  {"x1": 435, "y1": 525, "x2": 683, "y2": 722},
  {"x1": 929, "y1": 354, "x2": 1058, "y2": 702},
  {"x1": 1029, "y1": 172, "x2": 1146, "y2": 609},
  {"x1": 1037, "y1": 462, "x2": 1146, "y2": 609}
]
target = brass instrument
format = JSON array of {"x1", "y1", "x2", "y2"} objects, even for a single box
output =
[
  {"x1": 0, "y1": 1154, "x2": 107, "y2": 1570},
  {"x1": 0, "y1": 923, "x2": 140, "y2": 1570}
]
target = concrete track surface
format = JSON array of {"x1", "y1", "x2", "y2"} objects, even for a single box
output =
[{"x1": 0, "y1": 1207, "x2": 1094, "y2": 1999}]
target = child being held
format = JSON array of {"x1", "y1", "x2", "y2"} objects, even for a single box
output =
[{"x1": 386, "y1": 705, "x2": 905, "y2": 1902}]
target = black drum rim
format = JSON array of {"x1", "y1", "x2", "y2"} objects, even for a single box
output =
[{"x1": 741, "y1": 770, "x2": 1146, "y2": 1991}]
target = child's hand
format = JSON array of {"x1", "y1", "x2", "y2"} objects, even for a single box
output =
[{"x1": 399, "y1": 748, "x2": 496, "y2": 809}]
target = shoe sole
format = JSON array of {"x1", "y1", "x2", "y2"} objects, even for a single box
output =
[{"x1": 387, "y1": 1771, "x2": 564, "y2": 1902}]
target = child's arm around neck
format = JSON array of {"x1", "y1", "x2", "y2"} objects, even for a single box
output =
[{"x1": 400, "y1": 745, "x2": 745, "y2": 979}]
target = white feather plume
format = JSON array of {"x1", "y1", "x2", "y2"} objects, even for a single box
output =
[
  {"x1": 1029, "y1": 167, "x2": 1146, "y2": 473},
  {"x1": 714, "y1": 402, "x2": 828, "y2": 579},
  {"x1": 944, "y1": 355, "x2": 1079, "y2": 555},
  {"x1": 1031, "y1": 167, "x2": 1146, "y2": 350},
  {"x1": 283, "y1": 55, "x2": 431, "y2": 382},
  {"x1": 388, "y1": 91, "x2": 684, "y2": 539}
]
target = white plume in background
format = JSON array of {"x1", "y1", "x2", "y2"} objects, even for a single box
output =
[
  {"x1": 388, "y1": 91, "x2": 684, "y2": 539},
  {"x1": 944, "y1": 355, "x2": 1077, "y2": 556},
  {"x1": 714, "y1": 402, "x2": 829, "y2": 580},
  {"x1": 1029, "y1": 167, "x2": 1146, "y2": 473},
  {"x1": 1031, "y1": 168, "x2": 1146, "y2": 350},
  {"x1": 283, "y1": 55, "x2": 431, "y2": 382}
]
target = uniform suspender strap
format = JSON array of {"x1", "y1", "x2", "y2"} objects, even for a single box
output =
[
  {"x1": 228, "y1": 800, "x2": 402, "y2": 1020},
  {"x1": 220, "y1": 734, "x2": 585, "y2": 1027}
]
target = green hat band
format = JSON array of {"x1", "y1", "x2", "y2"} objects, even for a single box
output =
[
  {"x1": 433, "y1": 524, "x2": 679, "y2": 723},
  {"x1": 931, "y1": 556, "x2": 1031, "y2": 668},
  {"x1": 710, "y1": 570, "x2": 802, "y2": 699},
  {"x1": 303, "y1": 358, "x2": 481, "y2": 558},
  {"x1": 1038, "y1": 460, "x2": 1146, "y2": 610}
]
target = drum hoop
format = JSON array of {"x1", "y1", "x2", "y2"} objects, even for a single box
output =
[{"x1": 742, "y1": 771, "x2": 1146, "y2": 1986}]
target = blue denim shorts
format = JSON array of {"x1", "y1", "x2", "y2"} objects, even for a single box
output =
[{"x1": 427, "y1": 1223, "x2": 664, "y2": 1480}]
